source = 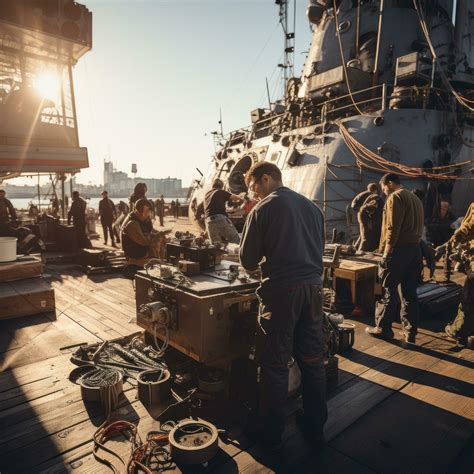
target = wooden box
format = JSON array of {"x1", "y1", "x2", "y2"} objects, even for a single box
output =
[{"x1": 0, "y1": 278, "x2": 55, "y2": 320}]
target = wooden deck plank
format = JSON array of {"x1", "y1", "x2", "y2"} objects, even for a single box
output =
[{"x1": 0, "y1": 252, "x2": 471, "y2": 473}]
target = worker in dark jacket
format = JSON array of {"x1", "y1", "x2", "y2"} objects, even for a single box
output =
[
  {"x1": 437, "y1": 203, "x2": 473, "y2": 345},
  {"x1": 98, "y1": 190, "x2": 116, "y2": 247},
  {"x1": 0, "y1": 189, "x2": 17, "y2": 224},
  {"x1": 240, "y1": 162, "x2": 327, "y2": 452},
  {"x1": 155, "y1": 195, "x2": 165, "y2": 227},
  {"x1": 67, "y1": 191, "x2": 89, "y2": 249},
  {"x1": 204, "y1": 178, "x2": 244, "y2": 244},
  {"x1": 351, "y1": 183, "x2": 383, "y2": 251},
  {"x1": 425, "y1": 200, "x2": 456, "y2": 247},
  {"x1": 366, "y1": 173, "x2": 424, "y2": 344}
]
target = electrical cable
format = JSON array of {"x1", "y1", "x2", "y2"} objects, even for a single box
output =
[
  {"x1": 152, "y1": 321, "x2": 169, "y2": 357},
  {"x1": 337, "y1": 120, "x2": 474, "y2": 180}
]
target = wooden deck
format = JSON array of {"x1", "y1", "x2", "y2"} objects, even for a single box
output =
[{"x1": 0, "y1": 222, "x2": 473, "y2": 473}]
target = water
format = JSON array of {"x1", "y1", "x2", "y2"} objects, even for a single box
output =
[{"x1": 10, "y1": 196, "x2": 188, "y2": 211}]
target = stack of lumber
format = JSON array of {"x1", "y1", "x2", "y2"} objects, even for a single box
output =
[
  {"x1": 77, "y1": 248, "x2": 127, "y2": 275},
  {"x1": 0, "y1": 255, "x2": 55, "y2": 320}
]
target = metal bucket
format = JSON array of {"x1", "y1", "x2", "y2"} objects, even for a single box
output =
[{"x1": 0, "y1": 237, "x2": 17, "y2": 262}]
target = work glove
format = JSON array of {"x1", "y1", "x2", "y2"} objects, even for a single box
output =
[{"x1": 379, "y1": 254, "x2": 392, "y2": 269}]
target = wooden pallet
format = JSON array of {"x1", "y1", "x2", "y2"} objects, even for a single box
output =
[
  {"x1": 0, "y1": 278, "x2": 55, "y2": 320},
  {"x1": 0, "y1": 255, "x2": 43, "y2": 283}
]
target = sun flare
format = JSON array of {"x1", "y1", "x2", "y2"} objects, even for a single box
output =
[{"x1": 34, "y1": 72, "x2": 61, "y2": 104}]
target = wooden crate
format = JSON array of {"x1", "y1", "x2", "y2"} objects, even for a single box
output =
[
  {"x1": 0, "y1": 278, "x2": 55, "y2": 320},
  {"x1": 0, "y1": 256, "x2": 43, "y2": 283}
]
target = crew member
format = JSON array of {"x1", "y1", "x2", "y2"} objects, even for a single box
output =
[
  {"x1": 0, "y1": 189, "x2": 17, "y2": 224},
  {"x1": 351, "y1": 183, "x2": 383, "y2": 251},
  {"x1": 113, "y1": 201, "x2": 129, "y2": 244},
  {"x1": 129, "y1": 183, "x2": 147, "y2": 211},
  {"x1": 240, "y1": 162, "x2": 327, "y2": 452},
  {"x1": 67, "y1": 191, "x2": 89, "y2": 248},
  {"x1": 437, "y1": 203, "x2": 473, "y2": 345},
  {"x1": 155, "y1": 195, "x2": 165, "y2": 227},
  {"x1": 204, "y1": 178, "x2": 243, "y2": 244},
  {"x1": 99, "y1": 190, "x2": 117, "y2": 247},
  {"x1": 175, "y1": 200, "x2": 181, "y2": 219},
  {"x1": 425, "y1": 200, "x2": 456, "y2": 247},
  {"x1": 121, "y1": 198, "x2": 167, "y2": 266},
  {"x1": 366, "y1": 173, "x2": 424, "y2": 344}
]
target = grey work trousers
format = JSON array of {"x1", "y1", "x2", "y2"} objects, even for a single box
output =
[{"x1": 376, "y1": 244, "x2": 422, "y2": 337}]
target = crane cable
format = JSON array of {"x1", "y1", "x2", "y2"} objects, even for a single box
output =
[{"x1": 412, "y1": 0, "x2": 474, "y2": 112}]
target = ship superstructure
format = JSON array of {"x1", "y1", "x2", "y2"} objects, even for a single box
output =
[{"x1": 189, "y1": 0, "x2": 474, "y2": 239}]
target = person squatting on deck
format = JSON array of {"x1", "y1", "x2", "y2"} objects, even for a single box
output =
[
  {"x1": 204, "y1": 178, "x2": 244, "y2": 245},
  {"x1": 98, "y1": 190, "x2": 117, "y2": 247},
  {"x1": 121, "y1": 198, "x2": 167, "y2": 267},
  {"x1": 239, "y1": 162, "x2": 327, "y2": 452},
  {"x1": 0, "y1": 189, "x2": 17, "y2": 227},
  {"x1": 68, "y1": 191, "x2": 90, "y2": 249},
  {"x1": 351, "y1": 183, "x2": 384, "y2": 251},
  {"x1": 366, "y1": 173, "x2": 424, "y2": 344},
  {"x1": 437, "y1": 202, "x2": 473, "y2": 345}
]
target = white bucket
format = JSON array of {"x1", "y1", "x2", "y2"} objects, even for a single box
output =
[{"x1": 0, "y1": 237, "x2": 17, "y2": 262}]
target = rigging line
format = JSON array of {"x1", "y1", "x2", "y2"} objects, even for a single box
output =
[
  {"x1": 412, "y1": 0, "x2": 474, "y2": 111},
  {"x1": 239, "y1": 20, "x2": 281, "y2": 93},
  {"x1": 333, "y1": 0, "x2": 378, "y2": 118}
]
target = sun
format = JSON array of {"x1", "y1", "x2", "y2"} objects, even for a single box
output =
[{"x1": 34, "y1": 72, "x2": 61, "y2": 104}]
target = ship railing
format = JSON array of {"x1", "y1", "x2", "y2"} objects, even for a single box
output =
[
  {"x1": 245, "y1": 83, "x2": 455, "y2": 143},
  {"x1": 322, "y1": 83, "x2": 392, "y2": 120}
]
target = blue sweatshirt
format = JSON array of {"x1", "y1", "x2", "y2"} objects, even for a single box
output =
[{"x1": 240, "y1": 187, "x2": 325, "y2": 291}]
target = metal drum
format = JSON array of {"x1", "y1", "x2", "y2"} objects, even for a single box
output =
[
  {"x1": 137, "y1": 368, "x2": 171, "y2": 407},
  {"x1": 337, "y1": 322, "x2": 356, "y2": 353}
]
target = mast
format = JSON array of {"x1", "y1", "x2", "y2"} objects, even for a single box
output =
[{"x1": 277, "y1": 0, "x2": 295, "y2": 95}]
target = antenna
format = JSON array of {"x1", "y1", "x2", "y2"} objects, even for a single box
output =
[
  {"x1": 266, "y1": 77, "x2": 272, "y2": 111},
  {"x1": 219, "y1": 108, "x2": 224, "y2": 137}
]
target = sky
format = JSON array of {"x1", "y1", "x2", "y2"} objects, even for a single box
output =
[{"x1": 66, "y1": 0, "x2": 313, "y2": 187}]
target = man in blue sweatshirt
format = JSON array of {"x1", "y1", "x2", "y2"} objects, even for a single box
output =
[{"x1": 240, "y1": 161, "x2": 327, "y2": 452}]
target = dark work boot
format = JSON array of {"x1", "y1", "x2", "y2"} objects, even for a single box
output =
[
  {"x1": 295, "y1": 414, "x2": 325, "y2": 450},
  {"x1": 244, "y1": 424, "x2": 283, "y2": 453},
  {"x1": 365, "y1": 326, "x2": 394, "y2": 341}
]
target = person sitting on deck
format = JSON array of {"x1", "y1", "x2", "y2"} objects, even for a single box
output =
[{"x1": 121, "y1": 198, "x2": 168, "y2": 267}]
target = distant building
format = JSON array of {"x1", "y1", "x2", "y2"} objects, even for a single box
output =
[{"x1": 103, "y1": 161, "x2": 185, "y2": 197}]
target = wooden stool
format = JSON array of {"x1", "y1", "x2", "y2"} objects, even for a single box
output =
[{"x1": 333, "y1": 260, "x2": 377, "y2": 311}]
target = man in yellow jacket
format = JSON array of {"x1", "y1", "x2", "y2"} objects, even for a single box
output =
[
  {"x1": 366, "y1": 173, "x2": 424, "y2": 344},
  {"x1": 437, "y1": 203, "x2": 473, "y2": 344}
]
